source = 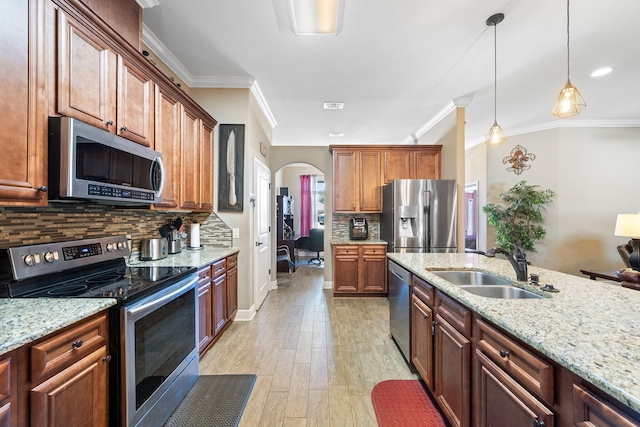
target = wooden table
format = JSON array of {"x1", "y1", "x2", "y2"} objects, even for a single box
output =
[{"x1": 579, "y1": 269, "x2": 622, "y2": 282}]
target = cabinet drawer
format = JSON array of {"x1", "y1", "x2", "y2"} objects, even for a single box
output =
[
  {"x1": 412, "y1": 275, "x2": 434, "y2": 306},
  {"x1": 435, "y1": 291, "x2": 472, "y2": 337},
  {"x1": 198, "y1": 265, "x2": 212, "y2": 280},
  {"x1": 334, "y1": 246, "x2": 359, "y2": 256},
  {"x1": 573, "y1": 383, "x2": 639, "y2": 427},
  {"x1": 362, "y1": 245, "x2": 386, "y2": 256},
  {"x1": 476, "y1": 319, "x2": 554, "y2": 403},
  {"x1": 30, "y1": 313, "x2": 107, "y2": 383},
  {"x1": 227, "y1": 253, "x2": 238, "y2": 269},
  {"x1": 211, "y1": 259, "x2": 227, "y2": 278}
]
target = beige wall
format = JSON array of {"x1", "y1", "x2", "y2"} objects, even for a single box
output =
[
  {"x1": 467, "y1": 126, "x2": 640, "y2": 276},
  {"x1": 189, "y1": 87, "x2": 271, "y2": 312}
]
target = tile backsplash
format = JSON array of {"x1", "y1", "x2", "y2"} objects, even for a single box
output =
[
  {"x1": 0, "y1": 203, "x2": 232, "y2": 249},
  {"x1": 332, "y1": 213, "x2": 380, "y2": 240}
]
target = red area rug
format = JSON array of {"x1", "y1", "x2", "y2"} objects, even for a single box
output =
[{"x1": 371, "y1": 380, "x2": 447, "y2": 427}]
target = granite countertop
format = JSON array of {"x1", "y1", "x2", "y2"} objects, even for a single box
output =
[
  {"x1": 0, "y1": 298, "x2": 117, "y2": 355},
  {"x1": 128, "y1": 246, "x2": 239, "y2": 268},
  {"x1": 387, "y1": 252, "x2": 640, "y2": 414},
  {"x1": 0, "y1": 246, "x2": 238, "y2": 357},
  {"x1": 332, "y1": 238, "x2": 388, "y2": 245}
]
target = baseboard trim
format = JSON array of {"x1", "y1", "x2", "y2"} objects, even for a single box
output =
[
  {"x1": 271, "y1": 279, "x2": 278, "y2": 289},
  {"x1": 234, "y1": 306, "x2": 256, "y2": 321},
  {"x1": 324, "y1": 280, "x2": 333, "y2": 290}
]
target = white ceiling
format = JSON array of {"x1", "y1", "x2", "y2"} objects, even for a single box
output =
[{"x1": 141, "y1": 0, "x2": 640, "y2": 147}]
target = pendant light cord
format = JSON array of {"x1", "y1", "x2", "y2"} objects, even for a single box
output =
[
  {"x1": 494, "y1": 19, "x2": 498, "y2": 122},
  {"x1": 566, "y1": 0, "x2": 570, "y2": 81}
]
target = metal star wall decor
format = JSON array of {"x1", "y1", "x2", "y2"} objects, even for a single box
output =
[{"x1": 502, "y1": 145, "x2": 536, "y2": 175}]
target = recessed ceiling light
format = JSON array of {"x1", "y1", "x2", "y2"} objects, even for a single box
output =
[
  {"x1": 591, "y1": 67, "x2": 613, "y2": 77},
  {"x1": 289, "y1": 0, "x2": 345, "y2": 35},
  {"x1": 324, "y1": 102, "x2": 344, "y2": 110},
  {"x1": 329, "y1": 132, "x2": 344, "y2": 137}
]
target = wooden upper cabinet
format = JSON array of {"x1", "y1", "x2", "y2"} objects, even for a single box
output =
[
  {"x1": 179, "y1": 106, "x2": 200, "y2": 211},
  {"x1": 199, "y1": 120, "x2": 215, "y2": 212},
  {"x1": 331, "y1": 148, "x2": 381, "y2": 213},
  {"x1": 382, "y1": 146, "x2": 442, "y2": 184},
  {"x1": 153, "y1": 86, "x2": 180, "y2": 209},
  {"x1": 332, "y1": 150, "x2": 358, "y2": 212},
  {"x1": 117, "y1": 56, "x2": 154, "y2": 147},
  {"x1": 0, "y1": 0, "x2": 48, "y2": 206},
  {"x1": 57, "y1": 10, "x2": 117, "y2": 131}
]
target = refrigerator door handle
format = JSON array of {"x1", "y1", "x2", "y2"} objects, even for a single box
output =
[{"x1": 424, "y1": 190, "x2": 431, "y2": 251}]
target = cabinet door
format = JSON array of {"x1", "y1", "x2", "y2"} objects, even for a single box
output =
[
  {"x1": 31, "y1": 346, "x2": 108, "y2": 427},
  {"x1": 0, "y1": 0, "x2": 47, "y2": 206},
  {"x1": 573, "y1": 383, "x2": 638, "y2": 427},
  {"x1": 199, "y1": 120, "x2": 215, "y2": 211},
  {"x1": 383, "y1": 150, "x2": 413, "y2": 184},
  {"x1": 359, "y1": 151, "x2": 382, "y2": 212},
  {"x1": 198, "y1": 278, "x2": 213, "y2": 355},
  {"x1": 179, "y1": 107, "x2": 200, "y2": 210},
  {"x1": 213, "y1": 275, "x2": 227, "y2": 336},
  {"x1": 411, "y1": 294, "x2": 433, "y2": 390},
  {"x1": 0, "y1": 403, "x2": 9, "y2": 427},
  {"x1": 333, "y1": 246, "x2": 359, "y2": 293},
  {"x1": 435, "y1": 315, "x2": 471, "y2": 427},
  {"x1": 414, "y1": 151, "x2": 440, "y2": 179},
  {"x1": 153, "y1": 86, "x2": 180, "y2": 209},
  {"x1": 57, "y1": 11, "x2": 116, "y2": 131},
  {"x1": 117, "y1": 56, "x2": 154, "y2": 147},
  {"x1": 226, "y1": 266, "x2": 238, "y2": 320},
  {"x1": 360, "y1": 247, "x2": 386, "y2": 292},
  {"x1": 475, "y1": 350, "x2": 554, "y2": 427},
  {"x1": 333, "y1": 151, "x2": 357, "y2": 212}
]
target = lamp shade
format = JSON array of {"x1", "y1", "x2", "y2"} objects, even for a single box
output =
[
  {"x1": 486, "y1": 121, "x2": 506, "y2": 147},
  {"x1": 552, "y1": 81, "x2": 586, "y2": 118},
  {"x1": 614, "y1": 214, "x2": 640, "y2": 238}
]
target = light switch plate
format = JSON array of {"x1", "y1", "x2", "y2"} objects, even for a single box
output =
[{"x1": 232, "y1": 228, "x2": 240, "y2": 238}]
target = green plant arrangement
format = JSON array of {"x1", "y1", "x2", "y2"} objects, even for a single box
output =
[{"x1": 482, "y1": 181, "x2": 555, "y2": 255}]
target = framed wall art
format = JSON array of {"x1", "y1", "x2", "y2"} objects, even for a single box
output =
[{"x1": 218, "y1": 124, "x2": 245, "y2": 212}]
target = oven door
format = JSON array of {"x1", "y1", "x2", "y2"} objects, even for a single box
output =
[{"x1": 121, "y1": 274, "x2": 198, "y2": 427}]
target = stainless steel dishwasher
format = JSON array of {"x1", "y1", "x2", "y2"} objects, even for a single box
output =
[{"x1": 388, "y1": 260, "x2": 411, "y2": 363}]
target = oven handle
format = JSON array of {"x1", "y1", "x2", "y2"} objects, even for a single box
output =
[{"x1": 127, "y1": 276, "x2": 197, "y2": 317}]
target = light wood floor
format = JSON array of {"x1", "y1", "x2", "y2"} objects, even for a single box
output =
[{"x1": 199, "y1": 263, "x2": 417, "y2": 426}]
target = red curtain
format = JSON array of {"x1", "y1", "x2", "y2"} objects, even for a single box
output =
[{"x1": 300, "y1": 175, "x2": 312, "y2": 237}]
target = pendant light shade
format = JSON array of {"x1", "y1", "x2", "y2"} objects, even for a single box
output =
[
  {"x1": 553, "y1": 0, "x2": 585, "y2": 117},
  {"x1": 485, "y1": 13, "x2": 506, "y2": 147}
]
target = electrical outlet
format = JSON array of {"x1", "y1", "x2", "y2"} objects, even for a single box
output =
[{"x1": 232, "y1": 228, "x2": 240, "y2": 238}]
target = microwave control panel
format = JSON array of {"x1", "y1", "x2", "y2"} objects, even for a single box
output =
[{"x1": 88, "y1": 184, "x2": 155, "y2": 201}]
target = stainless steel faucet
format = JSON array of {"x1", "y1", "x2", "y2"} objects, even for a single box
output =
[{"x1": 485, "y1": 247, "x2": 529, "y2": 281}]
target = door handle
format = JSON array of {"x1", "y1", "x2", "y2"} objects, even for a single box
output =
[{"x1": 256, "y1": 242, "x2": 263, "y2": 246}]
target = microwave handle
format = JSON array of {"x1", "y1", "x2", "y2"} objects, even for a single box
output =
[{"x1": 153, "y1": 156, "x2": 165, "y2": 197}]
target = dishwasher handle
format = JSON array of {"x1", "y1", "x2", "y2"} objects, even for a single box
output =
[{"x1": 388, "y1": 261, "x2": 410, "y2": 283}]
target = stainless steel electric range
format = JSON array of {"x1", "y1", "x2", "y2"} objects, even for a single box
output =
[{"x1": 0, "y1": 235, "x2": 199, "y2": 427}]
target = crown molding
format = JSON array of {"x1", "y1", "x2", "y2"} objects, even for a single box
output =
[
  {"x1": 189, "y1": 75, "x2": 255, "y2": 88},
  {"x1": 251, "y1": 81, "x2": 277, "y2": 128},
  {"x1": 136, "y1": 0, "x2": 159, "y2": 8},
  {"x1": 465, "y1": 119, "x2": 640, "y2": 149},
  {"x1": 401, "y1": 101, "x2": 458, "y2": 144},
  {"x1": 142, "y1": 24, "x2": 194, "y2": 85}
]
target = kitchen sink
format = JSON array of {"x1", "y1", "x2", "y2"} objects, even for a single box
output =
[
  {"x1": 430, "y1": 270, "x2": 513, "y2": 286},
  {"x1": 462, "y1": 286, "x2": 543, "y2": 299}
]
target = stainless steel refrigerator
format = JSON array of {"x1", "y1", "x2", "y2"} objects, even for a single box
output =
[{"x1": 381, "y1": 179, "x2": 457, "y2": 253}]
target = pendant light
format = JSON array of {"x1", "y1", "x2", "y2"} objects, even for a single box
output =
[
  {"x1": 552, "y1": 0, "x2": 586, "y2": 117},
  {"x1": 485, "y1": 13, "x2": 506, "y2": 147}
]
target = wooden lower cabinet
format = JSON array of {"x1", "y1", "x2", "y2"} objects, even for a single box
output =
[
  {"x1": 572, "y1": 383, "x2": 639, "y2": 427},
  {"x1": 411, "y1": 294, "x2": 433, "y2": 390},
  {"x1": 434, "y1": 314, "x2": 471, "y2": 427},
  {"x1": 11, "y1": 311, "x2": 110, "y2": 427},
  {"x1": 198, "y1": 253, "x2": 239, "y2": 358},
  {"x1": 197, "y1": 266, "x2": 214, "y2": 354},
  {"x1": 475, "y1": 350, "x2": 553, "y2": 427},
  {"x1": 30, "y1": 346, "x2": 108, "y2": 427},
  {"x1": 0, "y1": 352, "x2": 16, "y2": 427},
  {"x1": 333, "y1": 245, "x2": 387, "y2": 295}
]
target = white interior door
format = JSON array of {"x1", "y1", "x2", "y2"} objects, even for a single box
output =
[{"x1": 254, "y1": 159, "x2": 271, "y2": 310}]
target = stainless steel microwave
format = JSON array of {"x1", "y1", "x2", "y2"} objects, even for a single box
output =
[{"x1": 48, "y1": 117, "x2": 164, "y2": 204}]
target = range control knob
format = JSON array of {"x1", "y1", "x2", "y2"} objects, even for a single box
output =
[
  {"x1": 106, "y1": 243, "x2": 117, "y2": 252},
  {"x1": 24, "y1": 253, "x2": 41, "y2": 266},
  {"x1": 117, "y1": 241, "x2": 127, "y2": 250},
  {"x1": 44, "y1": 251, "x2": 59, "y2": 263}
]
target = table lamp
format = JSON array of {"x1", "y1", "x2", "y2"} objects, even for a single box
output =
[{"x1": 614, "y1": 213, "x2": 640, "y2": 271}]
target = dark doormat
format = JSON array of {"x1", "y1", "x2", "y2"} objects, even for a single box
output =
[{"x1": 164, "y1": 374, "x2": 257, "y2": 427}]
